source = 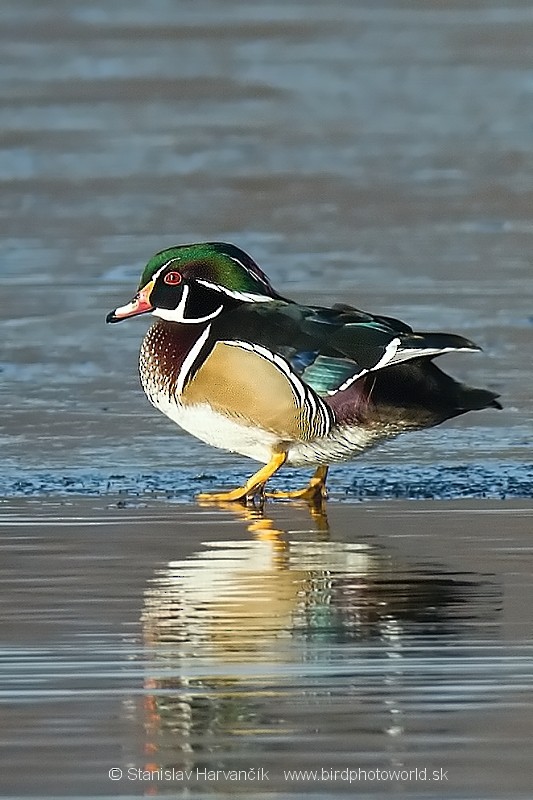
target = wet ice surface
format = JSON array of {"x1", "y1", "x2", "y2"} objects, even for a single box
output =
[
  {"x1": 1, "y1": 0, "x2": 533, "y2": 797},
  {"x1": 1, "y1": 460, "x2": 533, "y2": 504},
  {"x1": 1, "y1": 0, "x2": 532, "y2": 502}
]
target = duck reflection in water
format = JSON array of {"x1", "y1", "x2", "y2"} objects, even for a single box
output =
[{"x1": 140, "y1": 502, "x2": 497, "y2": 772}]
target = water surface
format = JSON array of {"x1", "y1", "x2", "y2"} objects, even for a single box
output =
[{"x1": 1, "y1": 499, "x2": 533, "y2": 797}]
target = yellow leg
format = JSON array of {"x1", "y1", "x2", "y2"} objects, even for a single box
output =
[
  {"x1": 267, "y1": 465, "x2": 329, "y2": 501},
  {"x1": 197, "y1": 452, "x2": 287, "y2": 503}
]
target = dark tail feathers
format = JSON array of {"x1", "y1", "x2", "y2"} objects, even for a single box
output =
[{"x1": 455, "y1": 384, "x2": 502, "y2": 412}]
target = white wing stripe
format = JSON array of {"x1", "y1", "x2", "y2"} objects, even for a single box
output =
[
  {"x1": 371, "y1": 337, "x2": 401, "y2": 371},
  {"x1": 383, "y1": 345, "x2": 478, "y2": 366},
  {"x1": 333, "y1": 342, "x2": 478, "y2": 393}
]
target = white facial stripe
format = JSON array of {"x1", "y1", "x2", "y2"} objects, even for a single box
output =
[
  {"x1": 176, "y1": 324, "x2": 212, "y2": 397},
  {"x1": 151, "y1": 259, "x2": 178, "y2": 282},
  {"x1": 196, "y1": 278, "x2": 276, "y2": 304},
  {"x1": 153, "y1": 285, "x2": 224, "y2": 324},
  {"x1": 227, "y1": 255, "x2": 271, "y2": 289}
]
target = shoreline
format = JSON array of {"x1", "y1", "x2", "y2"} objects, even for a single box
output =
[{"x1": 0, "y1": 458, "x2": 531, "y2": 502}]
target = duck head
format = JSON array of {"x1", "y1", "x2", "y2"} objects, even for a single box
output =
[{"x1": 106, "y1": 242, "x2": 283, "y2": 325}]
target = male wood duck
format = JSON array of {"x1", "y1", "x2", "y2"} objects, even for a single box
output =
[{"x1": 107, "y1": 242, "x2": 501, "y2": 502}]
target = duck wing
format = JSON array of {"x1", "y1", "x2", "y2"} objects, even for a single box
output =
[{"x1": 212, "y1": 300, "x2": 480, "y2": 398}]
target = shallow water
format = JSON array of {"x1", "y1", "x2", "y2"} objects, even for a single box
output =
[
  {"x1": 1, "y1": 498, "x2": 533, "y2": 798},
  {"x1": 1, "y1": 1, "x2": 532, "y2": 798}
]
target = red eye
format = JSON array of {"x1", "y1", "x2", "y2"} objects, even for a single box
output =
[{"x1": 163, "y1": 271, "x2": 182, "y2": 285}]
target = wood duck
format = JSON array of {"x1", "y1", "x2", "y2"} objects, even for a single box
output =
[{"x1": 107, "y1": 242, "x2": 501, "y2": 502}]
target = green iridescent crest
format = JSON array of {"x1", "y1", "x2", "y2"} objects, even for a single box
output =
[{"x1": 138, "y1": 242, "x2": 281, "y2": 298}]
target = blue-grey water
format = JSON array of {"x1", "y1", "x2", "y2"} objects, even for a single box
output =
[
  {"x1": 1, "y1": 499, "x2": 533, "y2": 798},
  {"x1": 0, "y1": 0, "x2": 532, "y2": 797}
]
